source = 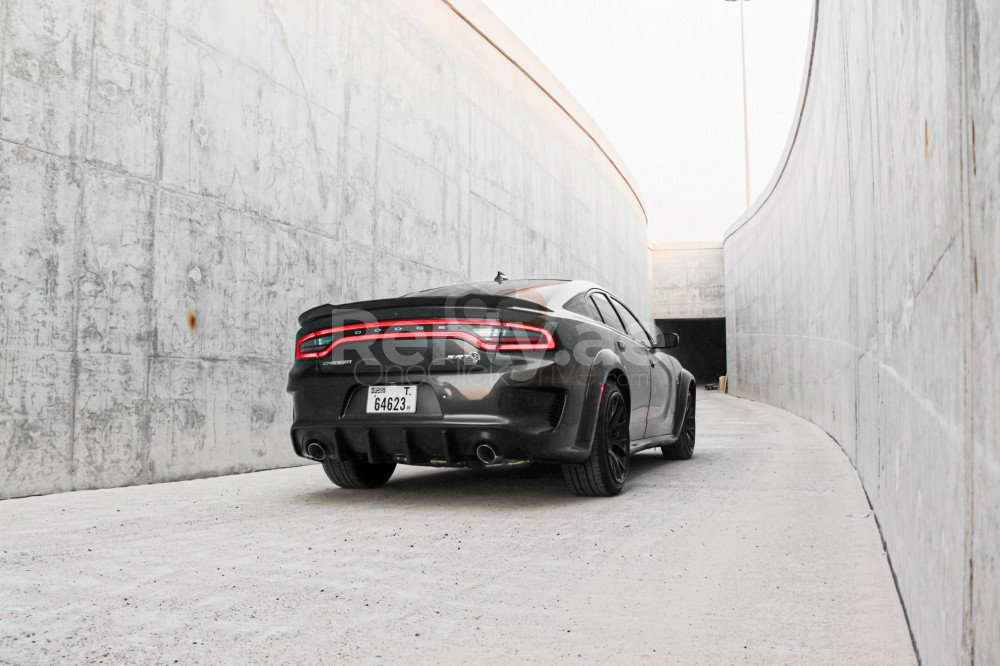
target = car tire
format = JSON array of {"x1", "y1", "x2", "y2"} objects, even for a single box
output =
[
  {"x1": 562, "y1": 379, "x2": 631, "y2": 497},
  {"x1": 662, "y1": 389, "x2": 695, "y2": 460},
  {"x1": 321, "y1": 458, "x2": 396, "y2": 489}
]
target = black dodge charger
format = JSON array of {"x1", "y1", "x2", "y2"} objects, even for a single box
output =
[{"x1": 287, "y1": 278, "x2": 696, "y2": 496}]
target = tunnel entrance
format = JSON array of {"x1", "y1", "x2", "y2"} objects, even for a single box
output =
[{"x1": 656, "y1": 318, "x2": 727, "y2": 383}]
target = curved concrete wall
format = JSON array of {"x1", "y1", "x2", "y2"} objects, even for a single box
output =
[
  {"x1": 0, "y1": 0, "x2": 649, "y2": 499},
  {"x1": 724, "y1": 1, "x2": 998, "y2": 663}
]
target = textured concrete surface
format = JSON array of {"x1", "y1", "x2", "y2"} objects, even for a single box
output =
[
  {"x1": 650, "y1": 242, "x2": 725, "y2": 320},
  {"x1": 0, "y1": 392, "x2": 914, "y2": 665},
  {"x1": 0, "y1": 0, "x2": 649, "y2": 499},
  {"x1": 724, "y1": 1, "x2": 998, "y2": 663}
]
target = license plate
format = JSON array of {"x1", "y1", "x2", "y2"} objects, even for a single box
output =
[{"x1": 366, "y1": 385, "x2": 418, "y2": 414}]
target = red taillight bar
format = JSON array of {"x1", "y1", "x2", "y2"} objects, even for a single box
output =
[
  {"x1": 295, "y1": 318, "x2": 555, "y2": 359},
  {"x1": 496, "y1": 321, "x2": 555, "y2": 351}
]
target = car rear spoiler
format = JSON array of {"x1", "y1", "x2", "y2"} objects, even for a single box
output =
[{"x1": 298, "y1": 295, "x2": 552, "y2": 326}]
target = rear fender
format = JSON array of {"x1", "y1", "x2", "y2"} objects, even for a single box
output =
[
  {"x1": 573, "y1": 349, "x2": 627, "y2": 455},
  {"x1": 671, "y1": 370, "x2": 696, "y2": 437}
]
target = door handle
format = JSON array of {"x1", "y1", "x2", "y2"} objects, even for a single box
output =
[{"x1": 616, "y1": 340, "x2": 625, "y2": 351}]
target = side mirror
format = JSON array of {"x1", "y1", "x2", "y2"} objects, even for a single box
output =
[{"x1": 654, "y1": 332, "x2": 680, "y2": 349}]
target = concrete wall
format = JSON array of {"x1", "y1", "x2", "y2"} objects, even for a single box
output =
[
  {"x1": 650, "y1": 242, "x2": 725, "y2": 320},
  {"x1": 0, "y1": 0, "x2": 649, "y2": 499},
  {"x1": 724, "y1": 1, "x2": 998, "y2": 663}
]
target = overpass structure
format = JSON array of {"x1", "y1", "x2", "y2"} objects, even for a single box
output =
[
  {"x1": 650, "y1": 242, "x2": 726, "y2": 382},
  {"x1": 724, "y1": 1, "x2": 998, "y2": 662},
  {"x1": 0, "y1": 0, "x2": 649, "y2": 499}
]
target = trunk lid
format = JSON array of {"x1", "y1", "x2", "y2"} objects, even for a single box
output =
[{"x1": 296, "y1": 295, "x2": 552, "y2": 376}]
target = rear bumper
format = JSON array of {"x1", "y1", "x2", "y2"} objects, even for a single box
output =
[{"x1": 287, "y1": 359, "x2": 597, "y2": 466}]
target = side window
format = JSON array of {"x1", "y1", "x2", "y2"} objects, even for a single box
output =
[
  {"x1": 610, "y1": 296, "x2": 652, "y2": 345},
  {"x1": 564, "y1": 293, "x2": 602, "y2": 322},
  {"x1": 590, "y1": 293, "x2": 627, "y2": 335}
]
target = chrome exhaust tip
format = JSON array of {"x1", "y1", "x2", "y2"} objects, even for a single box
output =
[
  {"x1": 476, "y1": 443, "x2": 500, "y2": 465},
  {"x1": 306, "y1": 441, "x2": 326, "y2": 461}
]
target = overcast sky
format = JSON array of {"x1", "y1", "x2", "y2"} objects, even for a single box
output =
[{"x1": 481, "y1": 0, "x2": 813, "y2": 243}]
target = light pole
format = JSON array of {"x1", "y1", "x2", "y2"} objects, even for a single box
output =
[{"x1": 726, "y1": 0, "x2": 752, "y2": 208}]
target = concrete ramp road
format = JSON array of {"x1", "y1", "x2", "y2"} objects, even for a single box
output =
[{"x1": 0, "y1": 393, "x2": 915, "y2": 664}]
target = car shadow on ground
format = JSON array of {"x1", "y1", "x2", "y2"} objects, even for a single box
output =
[{"x1": 291, "y1": 450, "x2": 677, "y2": 509}]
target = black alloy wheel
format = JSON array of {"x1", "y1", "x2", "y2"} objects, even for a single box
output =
[
  {"x1": 603, "y1": 390, "x2": 630, "y2": 483},
  {"x1": 563, "y1": 379, "x2": 631, "y2": 496},
  {"x1": 662, "y1": 390, "x2": 696, "y2": 460}
]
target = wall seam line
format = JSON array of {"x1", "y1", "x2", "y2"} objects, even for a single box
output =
[
  {"x1": 144, "y1": 0, "x2": 172, "y2": 485},
  {"x1": 0, "y1": 0, "x2": 9, "y2": 123},
  {"x1": 66, "y1": 0, "x2": 102, "y2": 491},
  {"x1": 957, "y1": 0, "x2": 976, "y2": 661}
]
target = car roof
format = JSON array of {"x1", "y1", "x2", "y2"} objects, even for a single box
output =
[
  {"x1": 405, "y1": 279, "x2": 565, "y2": 298},
  {"x1": 404, "y1": 278, "x2": 611, "y2": 310}
]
